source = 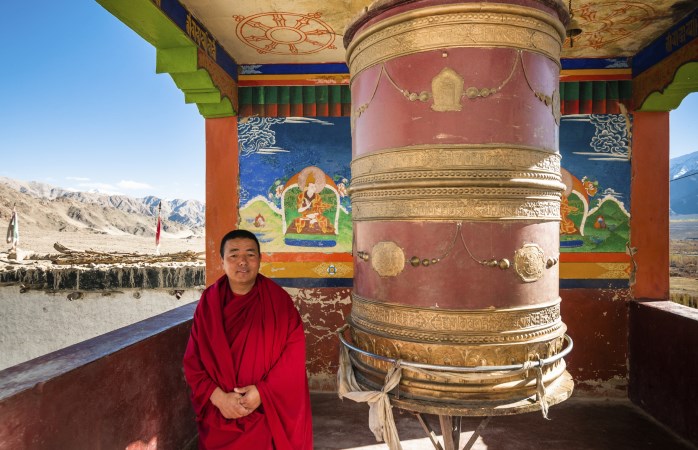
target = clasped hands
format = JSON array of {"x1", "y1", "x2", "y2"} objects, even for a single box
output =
[{"x1": 210, "y1": 385, "x2": 261, "y2": 419}]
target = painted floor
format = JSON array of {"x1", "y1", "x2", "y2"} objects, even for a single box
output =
[{"x1": 311, "y1": 393, "x2": 696, "y2": 450}]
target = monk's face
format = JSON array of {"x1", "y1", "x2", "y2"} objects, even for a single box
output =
[
  {"x1": 306, "y1": 182, "x2": 316, "y2": 196},
  {"x1": 221, "y1": 237, "x2": 261, "y2": 294}
]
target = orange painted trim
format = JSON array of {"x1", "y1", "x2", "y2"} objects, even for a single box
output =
[
  {"x1": 559, "y1": 262, "x2": 630, "y2": 279},
  {"x1": 559, "y1": 253, "x2": 631, "y2": 263},
  {"x1": 630, "y1": 112, "x2": 670, "y2": 300},
  {"x1": 560, "y1": 69, "x2": 632, "y2": 82},
  {"x1": 197, "y1": 49, "x2": 239, "y2": 112},
  {"x1": 259, "y1": 261, "x2": 354, "y2": 278},
  {"x1": 560, "y1": 74, "x2": 632, "y2": 82},
  {"x1": 205, "y1": 117, "x2": 239, "y2": 285},
  {"x1": 238, "y1": 74, "x2": 349, "y2": 86},
  {"x1": 261, "y1": 252, "x2": 353, "y2": 262},
  {"x1": 238, "y1": 80, "x2": 348, "y2": 87}
]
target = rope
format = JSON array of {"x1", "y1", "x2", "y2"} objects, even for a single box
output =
[
  {"x1": 353, "y1": 49, "x2": 521, "y2": 131},
  {"x1": 403, "y1": 360, "x2": 549, "y2": 420},
  {"x1": 403, "y1": 360, "x2": 533, "y2": 382},
  {"x1": 337, "y1": 325, "x2": 554, "y2": 436}
]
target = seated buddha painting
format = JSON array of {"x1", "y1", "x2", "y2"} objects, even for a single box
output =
[{"x1": 282, "y1": 166, "x2": 340, "y2": 247}]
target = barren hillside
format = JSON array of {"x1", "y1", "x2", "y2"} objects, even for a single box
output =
[{"x1": 0, "y1": 178, "x2": 205, "y2": 255}]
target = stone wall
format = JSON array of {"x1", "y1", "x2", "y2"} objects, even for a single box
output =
[
  {"x1": 0, "y1": 262, "x2": 205, "y2": 290},
  {"x1": 0, "y1": 262, "x2": 345, "y2": 391},
  {"x1": 0, "y1": 263, "x2": 205, "y2": 370}
]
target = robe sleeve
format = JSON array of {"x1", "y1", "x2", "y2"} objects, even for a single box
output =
[
  {"x1": 183, "y1": 299, "x2": 219, "y2": 420},
  {"x1": 256, "y1": 304, "x2": 313, "y2": 450}
]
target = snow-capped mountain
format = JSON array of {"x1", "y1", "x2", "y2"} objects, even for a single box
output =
[{"x1": 670, "y1": 150, "x2": 698, "y2": 215}]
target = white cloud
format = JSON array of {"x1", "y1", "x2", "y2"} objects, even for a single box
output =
[
  {"x1": 65, "y1": 179, "x2": 153, "y2": 195},
  {"x1": 117, "y1": 180, "x2": 153, "y2": 190},
  {"x1": 76, "y1": 182, "x2": 123, "y2": 195},
  {"x1": 78, "y1": 182, "x2": 115, "y2": 190},
  {"x1": 283, "y1": 117, "x2": 332, "y2": 126},
  {"x1": 240, "y1": 64, "x2": 262, "y2": 74},
  {"x1": 257, "y1": 147, "x2": 290, "y2": 154}
]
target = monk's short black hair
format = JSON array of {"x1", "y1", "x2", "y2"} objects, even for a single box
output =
[{"x1": 220, "y1": 229, "x2": 261, "y2": 257}]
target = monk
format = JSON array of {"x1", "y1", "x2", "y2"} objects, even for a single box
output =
[{"x1": 183, "y1": 229, "x2": 313, "y2": 449}]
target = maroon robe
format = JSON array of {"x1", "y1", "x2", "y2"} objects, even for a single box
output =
[{"x1": 183, "y1": 274, "x2": 313, "y2": 450}]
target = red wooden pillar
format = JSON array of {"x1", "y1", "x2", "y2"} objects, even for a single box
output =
[
  {"x1": 205, "y1": 116, "x2": 239, "y2": 284},
  {"x1": 630, "y1": 112, "x2": 670, "y2": 300}
]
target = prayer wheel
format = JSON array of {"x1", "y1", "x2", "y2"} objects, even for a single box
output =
[{"x1": 345, "y1": 0, "x2": 573, "y2": 416}]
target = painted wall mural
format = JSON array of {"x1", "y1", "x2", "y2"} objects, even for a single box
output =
[
  {"x1": 238, "y1": 117, "x2": 352, "y2": 253},
  {"x1": 559, "y1": 114, "x2": 631, "y2": 252},
  {"x1": 558, "y1": 113, "x2": 632, "y2": 287}
]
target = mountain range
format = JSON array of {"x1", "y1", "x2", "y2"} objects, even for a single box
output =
[
  {"x1": 670, "y1": 150, "x2": 698, "y2": 215},
  {"x1": 0, "y1": 177, "x2": 205, "y2": 237}
]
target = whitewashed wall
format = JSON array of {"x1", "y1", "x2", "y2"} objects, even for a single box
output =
[{"x1": 0, "y1": 285, "x2": 202, "y2": 371}]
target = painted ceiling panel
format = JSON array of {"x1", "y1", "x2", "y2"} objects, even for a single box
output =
[
  {"x1": 180, "y1": 0, "x2": 373, "y2": 64},
  {"x1": 179, "y1": 0, "x2": 696, "y2": 65},
  {"x1": 562, "y1": 0, "x2": 695, "y2": 58}
]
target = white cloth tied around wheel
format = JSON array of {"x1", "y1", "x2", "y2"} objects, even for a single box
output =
[
  {"x1": 337, "y1": 327, "x2": 551, "y2": 450},
  {"x1": 338, "y1": 339, "x2": 404, "y2": 450}
]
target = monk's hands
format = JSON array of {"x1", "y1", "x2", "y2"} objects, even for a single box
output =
[
  {"x1": 210, "y1": 387, "x2": 250, "y2": 419},
  {"x1": 235, "y1": 385, "x2": 261, "y2": 413},
  {"x1": 209, "y1": 386, "x2": 261, "y2": 419}
]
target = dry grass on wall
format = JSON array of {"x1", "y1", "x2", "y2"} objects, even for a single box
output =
[
  {"x1": 670, "y1": 291, "x2": 698, "y2": 308},
  {"x1": 670, "y1": 239, "x2": 698, "y2": 309}
]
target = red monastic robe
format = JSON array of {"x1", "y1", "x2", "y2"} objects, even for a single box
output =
[{"x1": 183, "y1": 274, "x2": 313, "y2": 450}]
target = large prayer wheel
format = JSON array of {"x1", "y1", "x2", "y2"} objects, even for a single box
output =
[{"x1": 345, "y1": 0, "x2": 573, "y2": 415}]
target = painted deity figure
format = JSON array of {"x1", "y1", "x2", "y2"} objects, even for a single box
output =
[
  {"x1": 295, "y1": 174, "x2": 334, "y2": 234},
  {"x1": 559, "y1": 195, "x2": 579, "y2": 234}
]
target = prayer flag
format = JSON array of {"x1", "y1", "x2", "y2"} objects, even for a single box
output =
[
  {"x1": 155, "y1": 202, "x2": 161, "y2": 255},
  {"x1": 6, "y1": 207, "x2": 18, "y2": 249}
]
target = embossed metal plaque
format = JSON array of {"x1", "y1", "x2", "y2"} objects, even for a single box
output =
[
  {"x1": 370, "y1": 241, "x2": 406, "y2": 277},
  {"x1": 514, "y1": 243, "x2": 547, "y2": 282}
]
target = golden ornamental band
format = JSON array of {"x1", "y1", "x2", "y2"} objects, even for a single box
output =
[{"x1": 346, "y1": 4, "x2": 566, "y2": 79}]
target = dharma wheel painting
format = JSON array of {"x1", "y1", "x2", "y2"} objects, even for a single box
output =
[{"x1": 238, "y1": 117, "x2": 352, "y2": 252}]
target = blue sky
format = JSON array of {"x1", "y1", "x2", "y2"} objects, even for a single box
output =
[
  {"x1": 0, "y1": 2, "x2": 205, "y2": 201},
  {"x1": 0, "y1": 2, "x2": 696, "y2": 203},
  {"x1": 670, "y1": 93, "x2": 698, "y2": 159}
]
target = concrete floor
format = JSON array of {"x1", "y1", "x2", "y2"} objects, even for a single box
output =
[{"x1": 311, "y1": 393, "x2": 696, "y2": 450}]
